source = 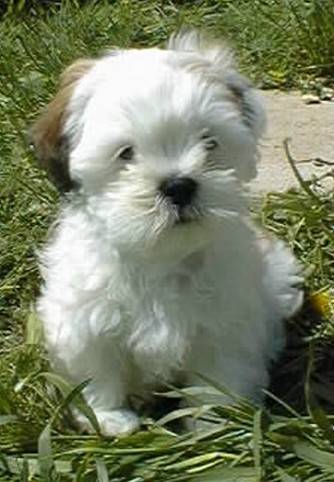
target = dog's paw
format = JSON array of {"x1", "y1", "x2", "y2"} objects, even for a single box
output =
[
  {"x1": 77, "y1": 409, "x2": 140, "y2": 437},
  {"x1": 263, "y1": 240, "x2": 304, "y2": 319},
  {"x1": 97, "y1": 409, "x2": 140, "y2": 436}
]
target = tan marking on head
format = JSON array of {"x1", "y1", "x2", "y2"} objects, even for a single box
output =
[{"x1": 30, "y1": 59, "x2": 95, "y2": 191}]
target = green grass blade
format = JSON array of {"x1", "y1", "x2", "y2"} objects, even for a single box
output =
[{"x1": 38, "y1": 422, "x2": 54, "y2": 481}]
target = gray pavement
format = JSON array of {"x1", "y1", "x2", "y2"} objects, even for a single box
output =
[{"x1": 252, "y1": 90, "x2": 334, "y2": 193}]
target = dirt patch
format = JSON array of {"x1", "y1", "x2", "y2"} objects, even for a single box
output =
[{"x1": 252, "y1": 90, "x2": 334, "y2": 192}]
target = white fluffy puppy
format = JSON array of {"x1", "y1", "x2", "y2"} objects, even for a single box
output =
[{"x1": 31, "y1": 31, "x2": 302, "y2": 436}]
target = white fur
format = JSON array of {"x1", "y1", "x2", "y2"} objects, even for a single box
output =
[{"x1": 37, "y1": 32, "x2": 302, "y2": 436}]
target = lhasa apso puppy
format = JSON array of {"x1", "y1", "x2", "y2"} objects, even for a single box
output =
[{"x1": 31, "y1": 31, "x2": 302, "y2": 436}]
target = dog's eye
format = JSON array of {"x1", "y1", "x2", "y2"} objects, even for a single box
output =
[
  {"x1": 118, "y1": 146, "x2": 134, "y2": 161},
  {"x1": 202, "y1": 136, "x2": 218, "y2": 152}
]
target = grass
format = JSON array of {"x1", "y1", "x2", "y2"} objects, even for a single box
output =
[{"x1": 1, "y1": 0, "x2": 334, "y2": 480}]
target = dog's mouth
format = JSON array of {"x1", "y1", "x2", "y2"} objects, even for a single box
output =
[
  {"x1": 172, "y1": 204, "x2": 202, "y2": 226},
  {"x1": 175, "y1": 214, "x2": 191, "y2": 225}
]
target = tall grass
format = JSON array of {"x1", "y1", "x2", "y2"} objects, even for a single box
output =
[
  {"x1": 1, "y1": 1, "x2": 334, "y2": 480},
  {"x1": 214, "y1": 0, "x2": 334, "y2": 86}
]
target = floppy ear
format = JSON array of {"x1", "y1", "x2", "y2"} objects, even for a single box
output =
[
  {"x1": 168, "y1": 30, "x2": 266, "y2": 141},
  {"x1": 30, "y1": 59, "x2": 95, "y2": 192},
  {"x1": 224, "y1": 72, "x2": 266, "y2": 140}
]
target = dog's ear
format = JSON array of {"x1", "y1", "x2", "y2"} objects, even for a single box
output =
[
  {"x1": 168, "y1": 30, "x2": 265, "y2": 141},
  {"x1": 224, "y1": 72, "x2": 266, "y2": 140},
  {"x1": 30, "y1": 59, "x2": 95, "y2": 192}
]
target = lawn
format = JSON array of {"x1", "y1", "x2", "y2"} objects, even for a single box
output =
[{"x1": 1, "y1": 1, "x2": 334, "y2": 480}]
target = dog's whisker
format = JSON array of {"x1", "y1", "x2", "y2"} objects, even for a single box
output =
[{"x1": 206, "y1": 206, "x2": 240, "y2": 219}]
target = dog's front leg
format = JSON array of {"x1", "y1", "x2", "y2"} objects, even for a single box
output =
[{"x1": 55, "y1": 340, "x2": 141, "y2": 437}]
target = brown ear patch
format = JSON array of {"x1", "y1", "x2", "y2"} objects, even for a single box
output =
[{"x1": 30, "y1": 59, "x2": 95, "y2": 192}]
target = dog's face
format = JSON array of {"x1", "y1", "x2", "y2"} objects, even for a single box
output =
[{"x1": 31, "y1": 32, "x2": 265, "y2": 260}]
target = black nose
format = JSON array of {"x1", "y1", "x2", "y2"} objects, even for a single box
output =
[{"x1": 159, "y1": 176, "x2": 198, "y2": 208}]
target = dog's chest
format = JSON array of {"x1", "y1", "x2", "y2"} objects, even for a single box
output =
[{"x1": 116, "y1": 261, "x2": 214, "y2": 379}]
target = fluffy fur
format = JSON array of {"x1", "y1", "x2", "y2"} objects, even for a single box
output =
[{"x1": 32, "y1": 31, "x2": 303, "y2": 436}]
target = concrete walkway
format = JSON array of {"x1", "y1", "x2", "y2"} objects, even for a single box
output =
[{"x1": 252, "y1": 90, "x2": 334, "y2": 193}]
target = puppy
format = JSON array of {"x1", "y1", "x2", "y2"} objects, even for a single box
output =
[{"x1": 31, "y1": 31, "x2": 302, "y2": 436}]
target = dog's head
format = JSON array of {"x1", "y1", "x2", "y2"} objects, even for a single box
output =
[{"x1": 31, "y1": 31, "x2": 265, "y2": 259}]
